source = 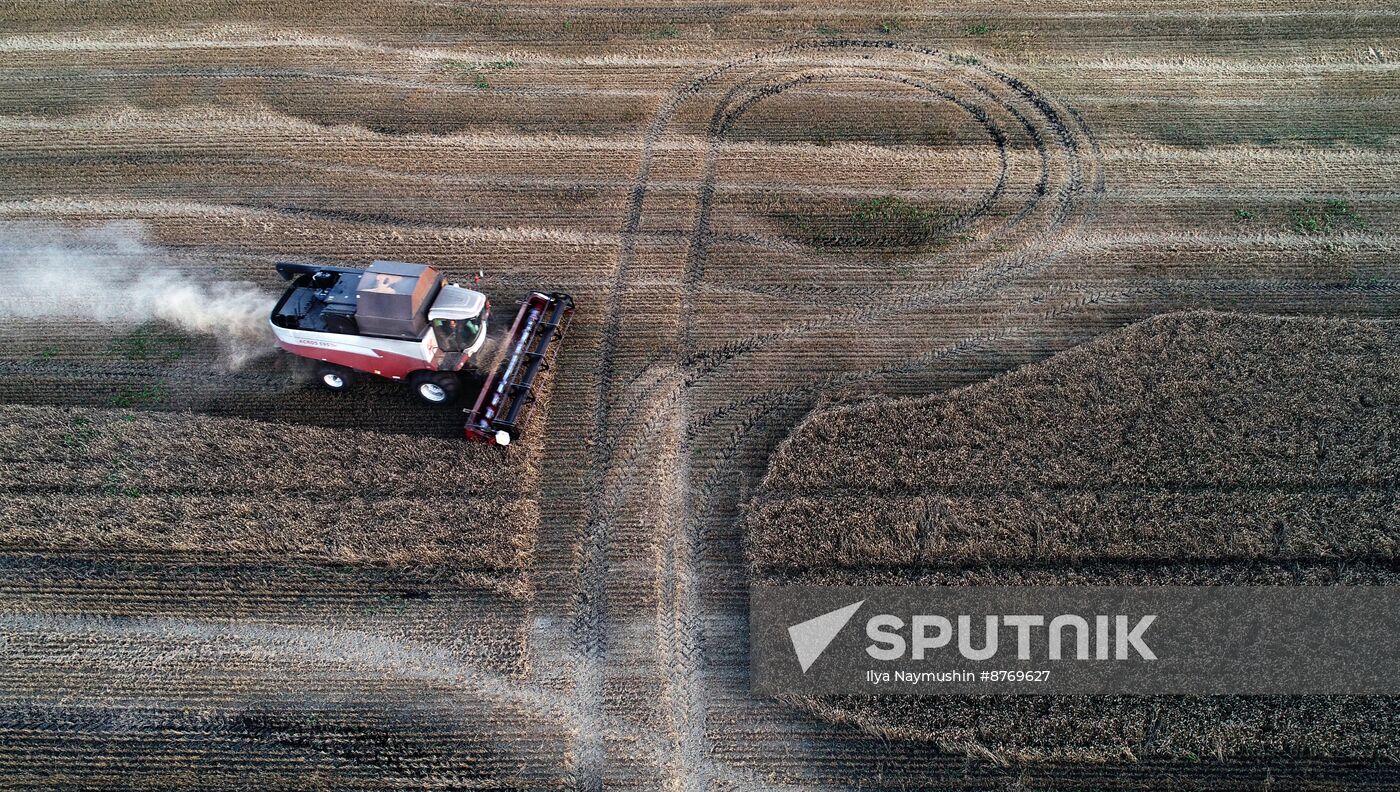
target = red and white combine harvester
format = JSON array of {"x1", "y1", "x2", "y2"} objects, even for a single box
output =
[{"x1": 270, "y1": 260, "x2": 572, "y2": 445}]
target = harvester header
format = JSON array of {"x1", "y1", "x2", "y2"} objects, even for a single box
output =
[{"x1": 463, "y1": 291, "x2": 573, "y2": 445}]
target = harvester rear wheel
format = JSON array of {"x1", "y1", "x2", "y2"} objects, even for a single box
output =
[
  {"x1": 315, "y1": 364, "x2": 355, "y2": 392},
  {"x1": 410, "y1": 372, "x2": 460, "y2": 405}
]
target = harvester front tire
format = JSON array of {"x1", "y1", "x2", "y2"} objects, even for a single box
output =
[
  {"x1": 411, "y1": 372, "x2": 460, "y2": 405},
  {"x1": 316, "y1": 364, "x2": 355, "y2": 392}
]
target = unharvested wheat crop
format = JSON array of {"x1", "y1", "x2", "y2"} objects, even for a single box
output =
[
  {"x1": 752, "y1": 311, "x2": 1400, "y2": 577},
  {"x1": 747, "y1": 312, "x2": 1400, "y2": 761},
  {"x1": 0, "y1": 403, "x2": 544, "y2": 593}
]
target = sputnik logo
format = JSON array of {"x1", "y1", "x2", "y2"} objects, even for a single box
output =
[{"x1": 788, "y1": 600, "x2": 864, "y2": 673}]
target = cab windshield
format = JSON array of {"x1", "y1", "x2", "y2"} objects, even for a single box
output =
[{"x1": 432, "y1": 317, "x2": 484, "y2": 352}]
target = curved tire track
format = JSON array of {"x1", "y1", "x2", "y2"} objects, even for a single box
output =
[{"x1": 570, "y1": 39, "x2": 1105, "y2": 791}]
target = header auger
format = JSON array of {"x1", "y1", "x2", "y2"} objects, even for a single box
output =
[{"x1": 463, "y1": 291, "x2": 573, "y2": 446}]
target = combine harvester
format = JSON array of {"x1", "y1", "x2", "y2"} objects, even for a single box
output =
[{"x1": 269, "y1": 260, "x2": 572, "y2": 445}]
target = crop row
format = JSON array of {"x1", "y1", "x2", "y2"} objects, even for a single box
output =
[
  {"x1": 749, "y1": 490, "x2": 1399, "y2": 572},
  {"x1": 819, "y1": 693, "x2": 1399, "y2": 765},
  {"x1": 759, "y1": 312, "x2": 1400, "y2": 495},
  {"x1": 0, "y1": 400, "x2": 547, "y2": 592}
]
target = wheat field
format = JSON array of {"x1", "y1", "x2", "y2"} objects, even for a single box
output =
[
  {"x1": 746, "y1": 311, "x2": 1400, "y2": 767},
  {"x1": 1, "y1": 1, "x2": 1398, "y2": 789}
]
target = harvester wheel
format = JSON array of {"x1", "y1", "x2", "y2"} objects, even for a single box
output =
[
  {"x1": 316, "y1": 364, "x2": 355, "y2": 392},
  {"x1": 411, "y1": 372, "x2": 460, "y2": 405}
]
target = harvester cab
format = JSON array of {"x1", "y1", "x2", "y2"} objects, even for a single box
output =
[{"x1": 270, "y1": 260, "x2": 572, "y2": 445}]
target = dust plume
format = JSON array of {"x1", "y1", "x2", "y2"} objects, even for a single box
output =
[{"x1": 0, "y1": 222, "x2": 273, "y2": 368}]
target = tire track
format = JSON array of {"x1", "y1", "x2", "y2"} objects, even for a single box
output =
[
  {"x1": 576, "y1": 39, "x2": 1105, "y2": 790},
  {"x1": 592, "y1": 41, "x2": 1095, "y2": 490},
  {"x1": 567, "y1": 40, "x2": 821, "y2": 790}
]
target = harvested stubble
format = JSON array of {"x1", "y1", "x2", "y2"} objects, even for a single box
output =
[
  {"x1": 0, "y1": 398, "x2": 560, "y2": 787},
  {"x1": 746, "y1": 311, "x2": 1400, "y2": 762},
  {"x1": 0, "y1": 402, "x2": 543, "y2": 594}
]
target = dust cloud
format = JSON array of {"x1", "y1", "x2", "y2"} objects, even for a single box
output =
[{"x1": 0, "y1": 222, "x2": 274, "y2": 368}]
